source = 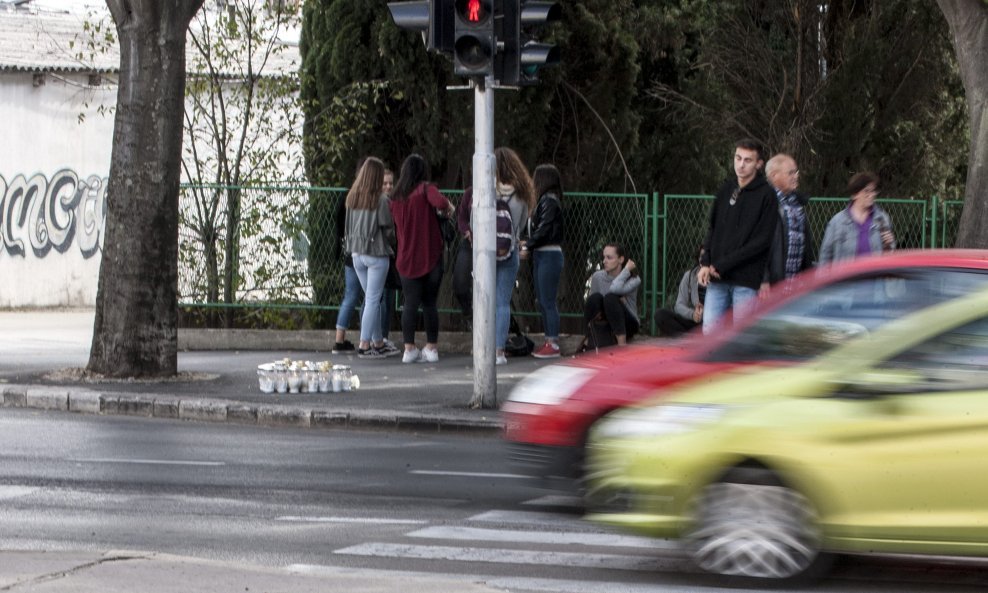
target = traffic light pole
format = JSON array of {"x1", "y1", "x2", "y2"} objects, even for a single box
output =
[{"x1": 470, "y1": 75, "x2": 497, "y2": 409}]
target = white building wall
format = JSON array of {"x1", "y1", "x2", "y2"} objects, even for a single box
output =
[{"x1": 0, "y1": 72, "x2": 114, "y2": 308}]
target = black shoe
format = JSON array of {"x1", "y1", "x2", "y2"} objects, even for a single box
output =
[
  {"x1": 332, "y1": 340, "x2": 355, "y2": 354},
  {"x1": 357, "y1": 347, "x2": 387, "y2": 359}
]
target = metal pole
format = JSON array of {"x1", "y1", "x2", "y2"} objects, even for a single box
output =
[{"x1": 470, "y1": 76, "x2": 497, "y2": 409}]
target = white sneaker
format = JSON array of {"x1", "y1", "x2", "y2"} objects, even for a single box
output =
[
  {"x1": 402, "y1": 348, "x2": 421, "y2": 364},
  {"x1": 495, "y1": 354, "x2": 508, "y2": 366},
  {"x1": 419, "y1": 347, "x2": 439, "y2": 363}
]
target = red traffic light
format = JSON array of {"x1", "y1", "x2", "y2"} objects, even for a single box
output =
[{"x1": 455, "y1": 0, "x2": 487, "y2": 24}]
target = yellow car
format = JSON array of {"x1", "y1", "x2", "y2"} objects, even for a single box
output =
[{"x1": 585, "y1": 285, "x2": 988, "y2": 583}]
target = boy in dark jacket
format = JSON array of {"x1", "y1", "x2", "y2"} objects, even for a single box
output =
[{"x1": 698, "y1": 139, "x2": 778, "y2": 333}]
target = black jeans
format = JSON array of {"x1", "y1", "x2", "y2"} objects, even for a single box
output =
[
  {"x1": 452, "y1": 240, "x2": 473, "y2": 321},
  {"x1": 584, "y1": 292, "x2": 639, "y2": 339},
  {"x1": 400, "y1": 258, "x2": 444, "y2": 345},
  {"x1": 653, "y1": 308, "x2": 698, "y2": 337}
]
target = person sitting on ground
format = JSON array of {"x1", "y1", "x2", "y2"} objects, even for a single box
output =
[
  {"x1": 584, "y1": 243, "x2": 641, "y2": 347},
  {"x1": 654, "y1": 250, "x2": 704, "y2": 338}
]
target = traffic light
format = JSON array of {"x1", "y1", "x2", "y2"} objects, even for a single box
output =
[
  {"x1": 387, "y1": 0, "x2": 455, "y2": 54},
  {"x1": 496, "y1": 0, "x2": 560, "y2": 86},
  {"x1": 453, "y1": 0, "x2": 495, "y2": 79}
]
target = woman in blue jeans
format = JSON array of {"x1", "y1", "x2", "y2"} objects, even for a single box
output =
[
  {"x1": 493, "y1": 147, "x2": 536, "y2": 366},
  {"x1": 522, "y1": 164, "x2": 565, "y2": 359},
  {"x1": 344, "y1": 157, "x2": 396, "y2": 359}
]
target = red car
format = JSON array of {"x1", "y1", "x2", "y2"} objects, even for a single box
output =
[{"x1": 503, "y1": 250, "x2": 988, "y2": 485}]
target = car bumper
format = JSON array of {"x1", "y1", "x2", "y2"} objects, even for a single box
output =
[{"x1": 505, "y1": 441, "x2": 584, "y2": 481}]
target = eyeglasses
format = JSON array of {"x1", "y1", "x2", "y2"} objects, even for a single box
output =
[{"x1": 787, "y1": 169, "x2": 799, "y2": 176}]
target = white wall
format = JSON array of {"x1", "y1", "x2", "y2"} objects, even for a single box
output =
[{"x1": 0, "y1": 72, "x2": 114, "y2": 308}]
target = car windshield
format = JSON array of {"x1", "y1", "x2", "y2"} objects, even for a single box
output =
[{"x1": 703, "y1": 269, "x2": 988, "y2": 363}]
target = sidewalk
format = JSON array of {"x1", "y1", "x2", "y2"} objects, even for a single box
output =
[
  {"x1": 0, "y1": 310, "x2": 572, "y2": 433},
  {"x1": 1, "y1": 549, "x2": 502, "y2": 592}
]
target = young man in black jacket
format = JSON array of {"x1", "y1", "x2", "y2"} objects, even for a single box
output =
[{"x1": 698, "y1": 139, "x2": 778, "y2": 334}]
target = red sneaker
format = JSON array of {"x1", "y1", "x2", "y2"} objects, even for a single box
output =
[{"x1": 532, "y1": 341, "x2": 561, "y2": 359}]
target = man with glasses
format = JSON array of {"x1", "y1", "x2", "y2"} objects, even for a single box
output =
[
  {"x1": 698, "y1": 139, "x2": 778, "y2": 333},
  {"x1": 762, "y1": 153, "x2": 815, "y2": 293}
]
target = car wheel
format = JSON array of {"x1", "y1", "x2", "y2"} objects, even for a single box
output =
[{"x1": 686, "y1": 473, "x2": 827, "y2": 582}]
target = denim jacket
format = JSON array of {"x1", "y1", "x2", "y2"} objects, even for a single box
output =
[{"x1": 818, "y1": 205, "x2": 895, "y2": 265}]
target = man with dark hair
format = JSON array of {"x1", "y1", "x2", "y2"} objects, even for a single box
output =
[
  {"x1": 762, "y1": 153, "x2": 814, "y2": 292},
  {"x1": 698, "y1": 139, "x2": 778, "y2": 333}
]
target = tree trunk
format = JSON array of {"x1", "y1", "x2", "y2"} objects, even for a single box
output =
[
  {"x1": 938, "y1": 0, "x2": 988, "y2": 248},
  {"x1": 88, "y1": 0, "x2": 205, "y2": 377}
]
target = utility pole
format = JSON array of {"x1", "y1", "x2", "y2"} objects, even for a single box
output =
[{"x1": 470, "y1": 76, "x2": 497, "y2": 408}]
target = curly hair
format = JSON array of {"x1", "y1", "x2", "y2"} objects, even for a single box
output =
[{"x1": 494, "y1": 147, "x2": 536, "y2": 214}]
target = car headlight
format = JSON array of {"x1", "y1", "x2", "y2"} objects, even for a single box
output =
[
  {"x1": 507, "y1": 365, "x2": 596, "y2": 407},
  {"x1": 594, "y1": 404, "x2": 728, "y2": 439}
]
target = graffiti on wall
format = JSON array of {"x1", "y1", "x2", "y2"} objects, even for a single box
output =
[{"x1": 0, "y1": 169, "x2": 108, "y2": 259}]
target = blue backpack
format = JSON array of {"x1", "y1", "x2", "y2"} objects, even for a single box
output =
[{"x1": 495, "y1": 194, "x2": 515, "y2": 261}]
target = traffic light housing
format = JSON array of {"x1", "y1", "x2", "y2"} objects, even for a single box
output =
[
  {"x1": 387, "y1": 0, "x2": 455, "y2": 54},
  {"x1": 453, "y1": 0, "x2": 495, "y2": 79},
  {"x1": 496, "y1": 0, "x2": 560, "y2": 86}
]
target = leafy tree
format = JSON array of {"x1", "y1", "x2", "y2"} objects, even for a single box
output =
[
  {"x1": 88, "y1": 0, "x2": 205, "y2": 378},
  {"x1": 937, "y1": 0, "x2": 988, "y2": 247},
  {"x1": 180, "y1": 0, "x2": 304, "y2": 328},
  {"x1": 77, "y1": 2, "x2": 305, "y2": 329},
  {"x1": 645, "y1": 0, "x2": 967, "y2": 202}
]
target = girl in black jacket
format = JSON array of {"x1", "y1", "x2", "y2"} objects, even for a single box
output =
[{"x1": 524, "y1": 164, "x2": 565, "y2": 358}]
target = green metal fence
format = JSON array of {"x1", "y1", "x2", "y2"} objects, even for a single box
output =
[{"x1": 178, "y1": 184, "x2": 963, "y2": 333}]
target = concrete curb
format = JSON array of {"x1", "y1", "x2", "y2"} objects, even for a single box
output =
[{"x1": 0, "y1": 384, "x2": 502, "y2": 434}]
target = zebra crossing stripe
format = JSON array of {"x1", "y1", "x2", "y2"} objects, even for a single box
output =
[
  {"x1": 276, "y1": 516, "x2": 427, "y2": 525},
  {"x1": 406, "y1": 525, "x2": 680, "y2": 551},
  {"x1": 468, "y1": 509, "x2": 589, "y2": 527},
  {"x1": 333, "y1": 542, "x2": 669, "y2": 572}
]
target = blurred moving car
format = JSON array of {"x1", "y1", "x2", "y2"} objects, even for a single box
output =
[
  {"x1": 503, "y1": 250, "x2": 988, "y2": 486},
  {"x1": 584, "y1": 285, "x2": 988, "y2": 583}
]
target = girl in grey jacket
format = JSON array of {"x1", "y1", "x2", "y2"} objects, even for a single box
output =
[{"x1": 344, "y1": 157, "x2": 397, "y2": 358}]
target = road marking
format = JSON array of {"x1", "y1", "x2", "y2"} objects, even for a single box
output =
[
  {"x1": 407, "y1": 525, "x2": 679, "y2": 550},
  {"x1": 468, "y1": 509, "x2": 588, "y2": 527},
  {"x1": 522, "y1": 494, "x2": 585, "y2": 508},
  {"x1": 67, "y1": 458, "x2": 225, "y2": 466},
  {"x1": 276, "y1": 516, "x2": 428, "y2": 525},
  {"x1": 333, "y1": 543, "x2": 668, "y2": 572},
  {"x1": 0, "y1": 486, "x2": 36, "y2": 500},
  {"x1": 409, "y1": 470, "x2": 534, "y2": 479}
]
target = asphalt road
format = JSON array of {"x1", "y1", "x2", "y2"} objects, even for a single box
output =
[{"x1": 4, "y1": 408, "x2": 988, "y2": 593}]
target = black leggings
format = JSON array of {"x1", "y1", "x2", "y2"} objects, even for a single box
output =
[
  {"x1": 584, "y1": 292, "x2": 639, "y2": 339},
  {"x1": 400, "y1": 258, "x2": 444, "y2": 344}
]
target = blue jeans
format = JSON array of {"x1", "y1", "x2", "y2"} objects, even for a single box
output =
[
  {"x1": 533, "y1": 249, "x2": 563, "y2": 340},
  {"x1": 702, "y1": 281, "x2": 758, "y2": 334},
  {"x1": 336, "y1": 263, "x2": 393, "y2": 339},
  {"x1": 336, "y1": 264, "x2": 361, "y2": 331},
  {"x1": 352, "y1": 254, "x2": 389, "y2": 344},
  {"x1": 495, "y1": 250, "x2": 520, "y2": 350}
]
